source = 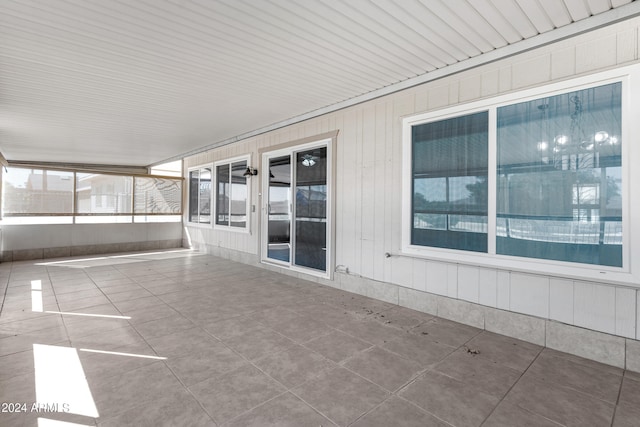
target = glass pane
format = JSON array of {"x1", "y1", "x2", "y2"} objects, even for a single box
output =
[
  {"x1": 3, "y1": 168, "x2": 74, "y2": 215},
  {"x1": 267, "y1": 156, "x2": 291, "y2": 262},
  {"x1": 134, "y1": 177, "x2": 182, "y2": 214},
  {"x1": 76, "y1": 174, "x2": 132, "y2": 214},
  {"x1": 230, "y1": 161, "x2": 247, "y2": 227},
  {"x1": 411, "y1": 111, "x2": 488, "y2": 252},
  {"x1": 497, "y1": 82, "x2": 622, "y2": 267},
  {"x1": 199, "y1": 168, "x2": 211, "y2": 224},
  {"x1": 189, "y1": 170, "x2": 200, "y2": 223},
  {"x1": 295, "y1": 147, "x2": 327, "y2": 271},
  {"x1": 216, "y1": 164, "x2": 229, "y2": 226}
]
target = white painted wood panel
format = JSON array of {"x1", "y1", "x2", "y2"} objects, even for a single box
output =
[
  {"x1": 615, "y1": 287, "x2": 636, "y2": 338},
  {"x1": 447, "y1": 264, "x2": 458, "y2": 298},
  {"x1": 574, "y1": 281, "x2": 616, "y2": 334},
  {"x1": 360, "y1": 240, "x2": 375, "y2": 280},
  {"x1": 426, "y1": 261, "x2": 449, "y2": 297},
  {"x1": 459, "y1": 74, "x2": 482, "y2": 102},
  {"x1": 391, "y1": 256, "x2": 413, "y2": 288},
  {"x1": 428, "y1": 85, "x2": 449, "y2": 110},
  {"x1": 458, "y1": 265, "x2": 480, "y2": 303},
  {"x1": 551, "y1": 46, "x2": 576, "y2": 80},
  {"x1": 481, "y1": 69, "x2": 500, "y2": 97},
  {"x1": 575, "y1": 34, "x2": 617, "y2": 73},
  {"x1": 511, "y1": 54, "x2": 551, "y2": 89},
  {"x1": 373, "y1": 102, "x2": 388, "y2": 282},
  {"x1": 479, "y1": 268, "x2": 498, "y2": 308},
  {"x1": 637, "y1": 291, "x2": 640, "y2": 340},
  {"x1": 496, "y1": 271, "x2": 510, "y2": 310},
  {"x1": 412, "y1": 258, "x2": 428, "y2": 292},
  {"x1": 618, "y1": 28, "x2": 638, "y2": 64},
  {"x1": 510, "y1": 273, "x2": 549, "y2": 318},
  {"x1": 549, "y1": 278, "x2": 574, "y2": 324}
]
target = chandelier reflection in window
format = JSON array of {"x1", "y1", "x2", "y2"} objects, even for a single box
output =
[
  {"x1": 537, "y1": 94, "x2": 619, "y2": 171},
  {"x1": 301, "y1": 153, "x2": 317, "y2": 167}
]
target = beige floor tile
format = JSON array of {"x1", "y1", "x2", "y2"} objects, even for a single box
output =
[
  {"x1": 343, "y1": 346, "x2": 424, "y2": 392},
  {"x1": 91, "y1": 362, "x2": 184, "y2": 419},
  {"x1": 266, "y1": 315, "x2": 334, "y2": 344},
  {"x1": 292, "y1": 366, "x2": 389, "y2": 426},
  {"x1": 132, "y1": 312, "x2": 195, "y2": 340},
  {"x1": 166, "y1": 347, "x2": 248, "y2": 386},
  {"x1": 254, "y1": 344, "x2": 335, "y2": 389},
  {"x1": 225, "y1": 392, "x2": 333, "y2": 427},
  {"x1": 483, "y1": 402, "x2": 562, "y2": 427},
  {"x1": 526, "y1": 349, "x2": 623, "y2": 403},
  {"x1": 382, "y1": 333, "x2": 456, "y2": 367},
  {"x1": 399, "y1": 370, "x2": 499, "y2": 427},
  {"x1": 146, "y1": 326, "x2": 224, "y2": 358},
  {"x1": 503, "y1": 374, "x2": 615, "y2": 427},
  {"x1": 222, "y1": 326, "x2": 296, "y2": 361},
  {"x1": 351, "y1": 396, "x2": 449, "y2": 427},
  {"x1": 410, "y1": 317, "x2": 482, "y2": 347},
  {"x1": 463, "y1": 331, "x2": 543, "y2": 372},
  {"x1": 189, "y1": 364, "x2": 285, "y2": 424},
  {"x1": 98, "y1": 390, "x2": 214, "y2": 427},
  {"x1": 305, "y1": 329, "x2": 372, "y2": 363},
  {"x1": 433, "y1": 347, "x2": 522, "y2": 398}
]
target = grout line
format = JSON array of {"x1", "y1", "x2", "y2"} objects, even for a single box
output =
[{"x1": 478, "y1": 344, "x2": 546, "y2": 426}]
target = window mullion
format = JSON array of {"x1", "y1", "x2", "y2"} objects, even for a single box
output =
[{"x1": 487, "y1": 107, "x2": 497, "y2": 255}]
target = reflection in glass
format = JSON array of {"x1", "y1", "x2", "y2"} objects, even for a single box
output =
[
  {"x1": 215, "y1": 161, "x2": 247, "y2": 227},
  {"x1": 199, "y1": 168, "x2": 212, "y2": 223},
  {"x1": 411, "y1": 111, "x2": 488, "y2": 252},
  {"x1": 497, "y1": 82, "x2": 622, "y2": 267},
  {"x1": 76, "y1": 174, "x2": 133, "y2": 215},
  {"x1": 188, "y1": 168, "x2": 211, "y2": 224},
  {"x1": 216, "y1": 164, "x2": 229, "y2": 225},
  {"x1": 134, "y1": 177, "x2": 182, "y2": 214},
  {"x1": 3, "y1": 168, "x2": 74, "y2": 216},
  {"x1": 267, "y1": 156, "x2": 291, "y2": 262},
  {"x1": 295, "y1": 147, "x2": 327, "y2": 271},
  {"x1": 189, "y1": 169, "x2": 200, "y2": 223},
  {"x1": 230, "y1": 161, "x2": 247, "y2": 227}
]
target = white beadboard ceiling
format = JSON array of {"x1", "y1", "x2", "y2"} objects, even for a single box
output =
[{"x1": 1, "y1": 0, "x2": 638, "y2": 167}]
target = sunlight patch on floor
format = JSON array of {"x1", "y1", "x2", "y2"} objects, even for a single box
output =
[{"x1": 33, "y1": 344, "x2": 99, "y2": 418}]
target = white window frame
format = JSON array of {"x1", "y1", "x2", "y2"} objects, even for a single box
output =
[
  {"x1": 213, "y1": 155, "x2": 251, "y2": 233},
  {"x1": 402, "y1": 65, "x2": 638, "y2": 285},
  {"x1": 260, "y1": 137, "x2": 334, "y2": 279},
  {"x1": 186, "y1": 164, "x2": 213, "y2": 227}
]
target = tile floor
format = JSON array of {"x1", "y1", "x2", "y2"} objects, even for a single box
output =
[{"x1": 0, "y1": 249, "x2": 638, "y2": 426}]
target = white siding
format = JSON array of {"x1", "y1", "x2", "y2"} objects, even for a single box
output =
[{"x1": 184, "y1": 16, "x2": 640, "y2": 341}]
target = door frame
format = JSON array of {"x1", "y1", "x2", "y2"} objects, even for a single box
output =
[{"x1": 259, "y1": 131, "x2": 337, "y2": 279}]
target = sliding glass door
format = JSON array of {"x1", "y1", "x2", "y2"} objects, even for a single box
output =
[
  {"x1": 262, "y1": 141, "x2": 330, "y2": 274},
  {"x1": 266, "y1": 155, "x2": 292, "y2": 262}
]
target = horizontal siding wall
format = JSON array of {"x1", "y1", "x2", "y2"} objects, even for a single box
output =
[{"x1": 184, "y1": 16, "x2": 640, "y2": 342}]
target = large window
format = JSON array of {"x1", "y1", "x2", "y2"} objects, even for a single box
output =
[
  {"x1": 2, "y1": 169, "x2": 74, "y2": 223},
  {"x1": 215, "y1": 158, "x2": 248, "y2": 229},
  {"x1": 412, "y1": 112, "x2": 488, "y2": 252},
  {"x1": 1, "y1": 167, "x2": 182, "y2": 224},
  {"x1": 188, "y1": 167, "x2": 211, "y2": 224},
  {"x1": 76, "y1": 174, "x2": 133, "y2": 223},
  {"x1": 497, "y1": 82, "x2": 622, "y2": 267},
  {"x1": 404, "y1": 75, "x2": 627, "y2": 272}
]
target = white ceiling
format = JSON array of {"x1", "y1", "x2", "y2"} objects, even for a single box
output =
[{"x1": 1, "y1": 0, "x2": 638, "y2": 167}]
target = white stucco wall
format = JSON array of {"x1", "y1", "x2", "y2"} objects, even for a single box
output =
[{"x1": 1, "y1": 222, "x2": 183, "y2": 259}]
